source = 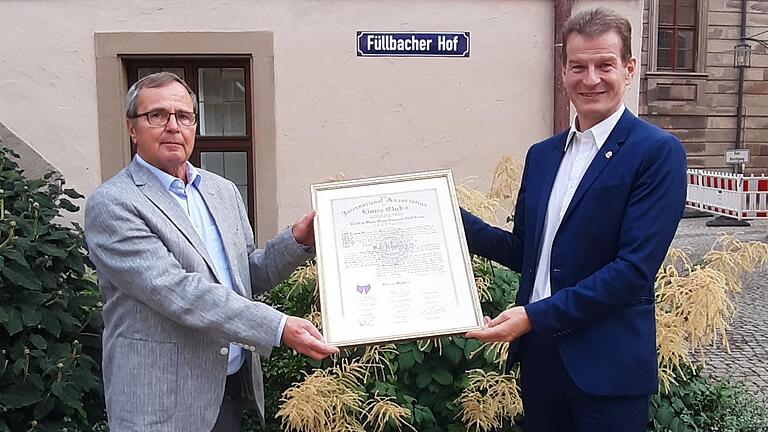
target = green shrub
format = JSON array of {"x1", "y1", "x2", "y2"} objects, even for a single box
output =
[
  {"x1": 377, "y1": 258, "x2": 519, "y2": 431},
  {"x1": 251, "y1": 257, "x2": 521, "y2": 431},
  {"x1": 649, "y1": 365, "x2": 768, "y2": 432},
  {"x1": 247, "y1": 265, "x2": 320, "y2": 431},
  {"x1": 255, "y1": 257, "x2": 768, "y2": 432},
  {"x1": 0, "y1": 146, "x2": 104, "y2": 431}
]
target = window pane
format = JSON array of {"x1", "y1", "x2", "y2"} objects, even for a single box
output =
[
  {"x1": 676, "y1": 49, "x2": 695, "y2": 71},
  {"x1": 200, "y1": 152, "x2": 224, "y2": 176},
  {"x1": 198, "y1": 67, "x2": 246, "y2": 136},
  {"x1": 236, "y1": 185, "x2": 247, "y2": 209},
  {"x1": 658, "y1": 0, "x2": 675, "y2": 26},
  {"x1": 678, "y1": 0, "x2": 697, "y2": 27},
  {"x1": 224, "y1": 152, "x2": 247, "y2": 185},
  {"x1": 657, "y1": 48, "x2": 673, "y2": 69},
  {"x1": 677, "y1": 30, "x2": 695, "y2": 52},
  {"x1": 657, "y1": 29, "x2": 674, "y2": 69},
  {"x1": 138, "y1": 67, "x2": 185, "y2": 80},
  {"x1": 676, "y1": 30, "x2": 695, "y2": 70},
  {"x1": 658, "y1": 29, "x2": 673, "y2": 50},
  {"x1": 200, "y1": 151, "x2": 248, "y2": 208}
]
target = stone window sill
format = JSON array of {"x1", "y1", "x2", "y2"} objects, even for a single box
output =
[{"x1": 645, "y1": 71, "x2": 709, "y2": 79}]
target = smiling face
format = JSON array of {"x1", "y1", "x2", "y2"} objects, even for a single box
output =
[
  {"x1": 128, "y1": 81, "x2": 196, "y2": 180},
  {"x1": 563, "y1": 30, "x2": 636, "y2": 131}
]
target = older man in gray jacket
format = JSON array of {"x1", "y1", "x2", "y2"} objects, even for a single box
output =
[{"x1": 85, "y1": 72, "x2": 337, "y2": 432}]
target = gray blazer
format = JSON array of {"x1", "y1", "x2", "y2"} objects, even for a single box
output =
[{"x1": 84, "y1": 159, "x2": 311, "y2": 431}]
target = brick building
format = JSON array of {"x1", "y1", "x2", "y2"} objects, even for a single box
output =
[{"x1": 640, "y1": 0, "x2": 768, "y2": 173}]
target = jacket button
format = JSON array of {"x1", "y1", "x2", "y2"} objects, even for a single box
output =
[{"x1": 220, "y1": 347, "x2": 229, "y2": 356}]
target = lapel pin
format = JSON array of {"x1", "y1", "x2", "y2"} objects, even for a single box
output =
[{"x1": 605, "y1": 151, "x2": 613, "y2": 159}]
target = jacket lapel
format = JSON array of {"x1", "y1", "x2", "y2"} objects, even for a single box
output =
[
  {"x1": 559, "y1": 110, "x2": 635, "y2": 225},
  {"x1": 198, "y1": 174, "x2": 249, "y2": 297},
  {"x1": 531, "y1": 131, "x2": 569, "y2": 261},
  {"x1": 128, "y1": 160, "x2": 221, "y2": 283}
]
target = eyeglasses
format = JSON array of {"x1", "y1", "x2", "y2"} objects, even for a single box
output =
[{"x1": 132, "y1": 109, "x2": 198, "y2": 127}]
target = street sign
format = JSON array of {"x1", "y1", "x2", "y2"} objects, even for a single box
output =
[
  {"x1": 357, "y1": 32, "x2": 470, "y2": 57},
  {"x1": 725, "y1": 149, "x2": 750, "y2": 164}
]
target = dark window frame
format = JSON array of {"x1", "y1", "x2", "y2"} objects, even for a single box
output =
[{"x1": 656, "y1": 0, "x2": 698, "y2": 72}]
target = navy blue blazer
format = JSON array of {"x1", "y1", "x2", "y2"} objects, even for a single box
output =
[{"x1": 462, "y1": 110, "x2": 687, "y2": 396}]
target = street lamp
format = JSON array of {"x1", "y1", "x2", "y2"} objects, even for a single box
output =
[
  {"x1": 707, "y1": 37, "x2": 761, "y2": 226},
  {"x1": 734, "y1": 41, "x2": 752, "y2": 68}
]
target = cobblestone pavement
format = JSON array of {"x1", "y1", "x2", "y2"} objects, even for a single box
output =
[{"x1": 671, "y1": 216, "x2": 768, "y2": 398}]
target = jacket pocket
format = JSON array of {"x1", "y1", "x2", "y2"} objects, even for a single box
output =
[
  {"x1": 107, "y1": 336, "x2": 178, "y2": 425},
  {"x1": 629, "y1": 296, "x2": 655, "y2": 307},
  {"x1": 588, "y1": 182, "x2": 627, "y2": 197}
]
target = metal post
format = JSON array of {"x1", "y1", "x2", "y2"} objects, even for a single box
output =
[
  {"x1": 734, "y1": 0, "x2": 748, "y2": 175},
  {"x1": 553, "y1": 0, "x2": 573, "y2": 133}
]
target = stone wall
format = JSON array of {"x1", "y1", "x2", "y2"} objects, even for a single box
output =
[
  {"x1": 640, "y1": 0, "x2": 768, "y2": 174},
  {"x1": 0, "y1": 122, "x2": 58, "y2": 181}
]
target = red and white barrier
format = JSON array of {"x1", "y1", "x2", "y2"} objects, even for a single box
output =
[{"x1": 686, "y1": 169, "x2": 768, "y2": 220}]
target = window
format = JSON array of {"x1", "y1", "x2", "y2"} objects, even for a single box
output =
[
  {"x1": 126, "y1": 58, "x2": 255, "y2": 223},
  {"x1": 649, "y1": 0, "x2": 707, "y2": 73},
  {"x1": 657, "y1": 0, "x2": 697, "y2": 71}
]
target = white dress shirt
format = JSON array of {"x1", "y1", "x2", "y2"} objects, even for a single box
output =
[{"x1": 529, "y1": 105, "x2": 626, "y2": 304}]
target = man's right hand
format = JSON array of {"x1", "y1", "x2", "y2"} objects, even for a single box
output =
[{"x1": 282, "y1": 316, "x2": 339, "y2": 360}]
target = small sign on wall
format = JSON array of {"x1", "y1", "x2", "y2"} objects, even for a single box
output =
[
  {"x1": 725, "y1": 149, "x2": 750, "y2": 164},
  {"x1": 357, "y1": 32, "x2": 470, "y2": 57}
]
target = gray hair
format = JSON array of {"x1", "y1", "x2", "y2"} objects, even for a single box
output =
[
  {"x1": 562, "y1": 7, "x2": 633, "y2": 65},
  {"x1": 125, "y1": 72, "x2": 198, "y2": 119}
]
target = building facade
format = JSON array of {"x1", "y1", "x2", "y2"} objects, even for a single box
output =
[
  {"x1": 640, "y1": 0, "x2": 768, "y2": 173},
  {"x1": 0, "y1": 0, "x2": 642, "y2": 240}
]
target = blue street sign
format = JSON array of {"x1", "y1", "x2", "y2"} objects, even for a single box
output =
[{"x1": 357, "y1": 32, "x2": 470, "y2": 57}]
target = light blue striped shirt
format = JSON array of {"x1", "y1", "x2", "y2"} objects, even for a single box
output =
[{"x1": 135, "y1": 155, "x2": 286, "y2": 375}]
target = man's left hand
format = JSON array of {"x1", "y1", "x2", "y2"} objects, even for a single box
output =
[
  {"x1": 282, "y1": 316, "x2": 339, "y2": 360},
  {"x1": 292, "y1": 210, "x2": 316, "y2": 247},
  {"x1": 465, "y1": 306, "x2": 532, "y2": 343}
]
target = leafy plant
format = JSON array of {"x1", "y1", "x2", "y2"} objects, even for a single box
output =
[
  {"x1": 251, "y1": 253, "x2": 522, "y2": 432},
  {"x1": 253, "y1": 230, "x2": 523, "y2": 431},
  {"x1": 251, "y1": 264, "x2": 320, "y2": 431},
  {"x1": 656, "y1": 238, "x2": 768, "y2": 391},
  {"x1": 649, "y1": 366, "x2": 768, "y2": 432},
  {"x1": 0, "y1": 146, "x2": 103, "y2": 431}
]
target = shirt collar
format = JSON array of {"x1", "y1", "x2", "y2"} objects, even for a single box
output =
[
  {"x1": 565, "y1": 104, "x2": 625, "y2": 152},
  {"x1": 134, "y1": 154, "x2": 202, "y2": 191}
]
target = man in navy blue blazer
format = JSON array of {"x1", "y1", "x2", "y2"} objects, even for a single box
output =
[{"x1": 463, "y1": 8, "x2": 687, "y2": 432}]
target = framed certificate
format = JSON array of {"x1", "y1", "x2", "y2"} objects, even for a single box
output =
[{"x1": 311, "y1": 170, "x2": 483, "y2": 347}]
